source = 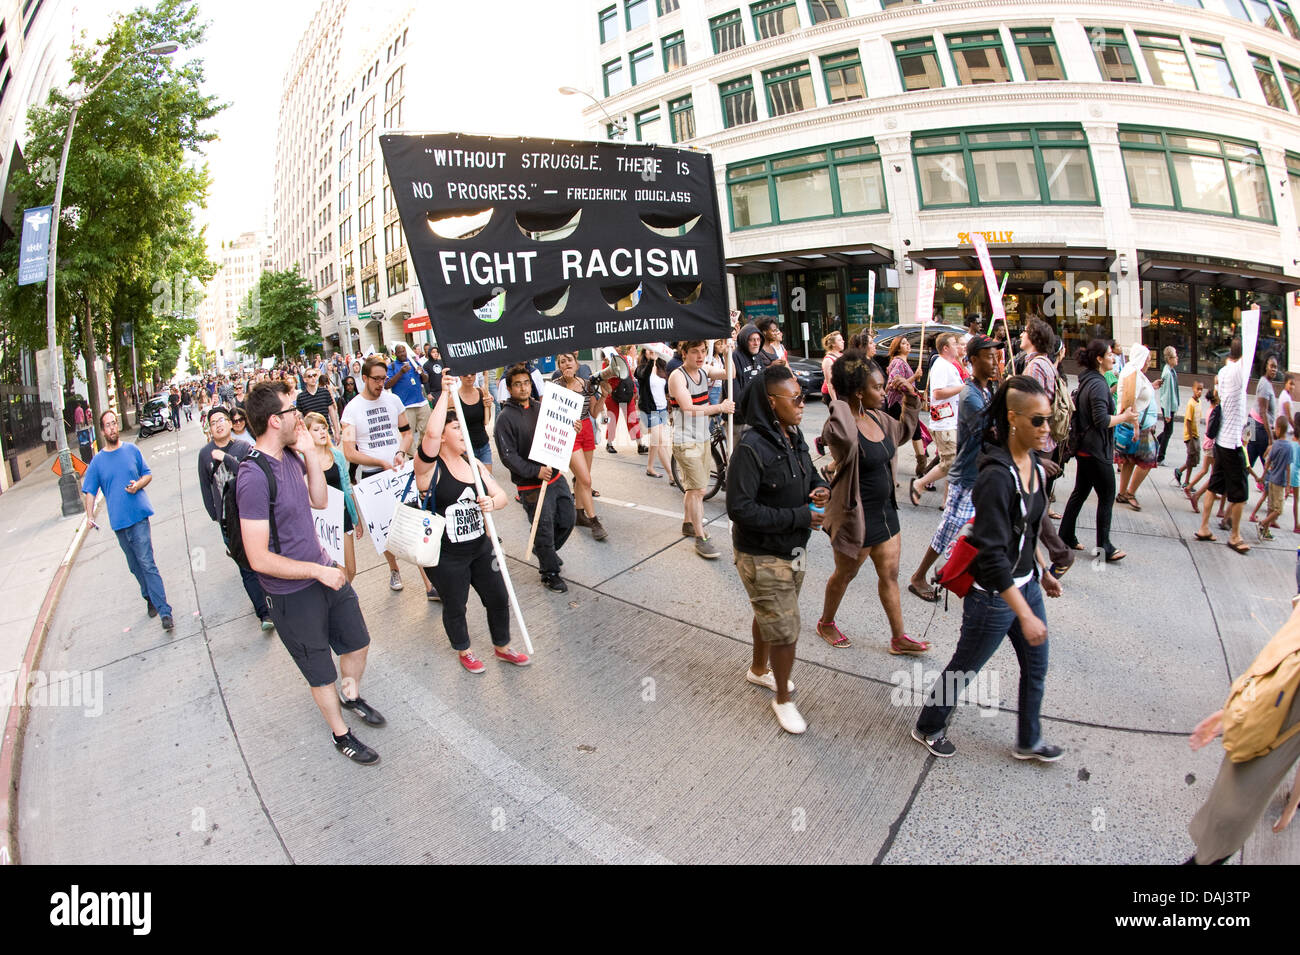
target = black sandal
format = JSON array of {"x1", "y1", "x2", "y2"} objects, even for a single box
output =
[{"x1": 909, "y1": 479, "x2": 922, "y2": 507}]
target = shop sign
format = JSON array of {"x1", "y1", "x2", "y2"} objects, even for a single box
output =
[{"x1": 957, "y1": 230, "x2": 1014, "y2": 245}]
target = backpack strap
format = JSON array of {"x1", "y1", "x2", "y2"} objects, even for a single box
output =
[{"x1": 245, "y1": 450, "x2": 280, "y2": 555}]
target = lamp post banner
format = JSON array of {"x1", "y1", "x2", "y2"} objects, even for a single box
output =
[
  {"x1": 18, "y1": 205, "x2": 53, "y2": 286},
  {"x1": 379, "y1": 132, "x2": 729, "y2": 374}
]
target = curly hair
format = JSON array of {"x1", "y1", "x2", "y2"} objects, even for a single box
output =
[{"x1": 830, "y1": 348, "x2": 883, "y2": 400}]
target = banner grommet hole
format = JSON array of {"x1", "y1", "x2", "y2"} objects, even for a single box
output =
[
  {"x1": 516, "y1": 209, "x2": 581, "y2": 241},
  {"x1": 427, "y1": 208, "x2": 493, "y2": 240}
]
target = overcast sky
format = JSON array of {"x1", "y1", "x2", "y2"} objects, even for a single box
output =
[{"x1": 179, "y1": 0, "x2": 590, "y2": 252}]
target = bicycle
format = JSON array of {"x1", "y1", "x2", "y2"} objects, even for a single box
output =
[{"x1": 671, "y1": 416, "x2": 730, "y2": 501}]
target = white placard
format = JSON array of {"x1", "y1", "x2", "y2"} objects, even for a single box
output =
[
  {"x1": 1240, "y1": 306, "x2": 1261, "y2": 429},
  {"x1": 970, "y1": 233, "x2": 1006, "y2": 323},
  {"x1": 528, "y1": 381, "x2": 584, "y2": 471},
  {"x1": 352, "y1": 461, "x2": 415, "y2": 556},
  {"x1": 867, "y1": 270, "x2": 876, "y2": 317},
  {"x1": 914, "y1": 268, "x2": 937, "y2": 325},
  {"x1": 312, "y1": 486, "x2": 346, "y2": 566}
]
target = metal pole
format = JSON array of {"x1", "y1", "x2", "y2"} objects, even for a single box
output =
[{"x1": 47, "y1": 100, "x2": 82, "y2": 516}]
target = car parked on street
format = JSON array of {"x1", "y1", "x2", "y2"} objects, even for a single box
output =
[
  {"x1": 788, "y1": 357, "x2": 825, "y2": 400},
  {"x1": 871, "y1": 323, "x2": 967, "y2": 377}
]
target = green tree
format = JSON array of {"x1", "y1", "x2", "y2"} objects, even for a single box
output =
[
  {"x1": 237, "y1": 268, "x2": 324, "y2": 361},
  {"x1": 186, "y1": 337, "x2": 214, "y2": 375},
  {"x1": 0, "y1": 0, "x2": 223, "y2": 428}
]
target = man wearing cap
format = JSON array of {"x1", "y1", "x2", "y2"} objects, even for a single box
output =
[{"x1": 906, "y1": 334, "x2": 1002, "y2": 601}]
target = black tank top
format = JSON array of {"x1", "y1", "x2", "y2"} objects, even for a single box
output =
[
  {"x1": 422, "y1": 458, "x2": 487, "y2": 554},
  {"x1": 459, "y1": 391, "x2": 489, "y2": 449}
]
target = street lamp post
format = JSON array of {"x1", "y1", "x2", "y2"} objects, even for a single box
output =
[
  {"x1": 46, "y1": 41, "x2": 178, "y2": 516},
  {"x1": 558, "y1": 86, "x2": 627, "y2": 139}
]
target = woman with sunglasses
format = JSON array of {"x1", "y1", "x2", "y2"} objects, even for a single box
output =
[
  {"x1": 817, "y1": 350, "x2": 929, "y2": 654},
  {"x1": 912, "y1": 375, "x2": 1064, "y2": 761},
  {"x1": 230, "y1": 410, "x2": 254, "y2": 445}
]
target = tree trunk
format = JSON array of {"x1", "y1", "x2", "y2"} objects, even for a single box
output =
[{"x1": 80, "y1": 300, "x2": 104, "y2": 440}]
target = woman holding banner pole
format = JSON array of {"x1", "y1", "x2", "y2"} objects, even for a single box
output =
[{"x1": 416, "y1": 373, "x2": 530, "y2": 673}]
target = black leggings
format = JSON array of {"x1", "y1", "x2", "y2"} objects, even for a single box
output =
[
  {"x1": 1060, "y1": 453, "x2": 1117, "y2": 557},
  {"x1": 427, "y1": 537, "x2": 510, "y2": 651}
]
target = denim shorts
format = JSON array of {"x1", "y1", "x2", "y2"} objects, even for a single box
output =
[
  {"x1": 639, "y1": 408, "x2": 669, "y2": 432},
  {"x1": 473, "y1": 442, "x2": 493, "y2": 465}
]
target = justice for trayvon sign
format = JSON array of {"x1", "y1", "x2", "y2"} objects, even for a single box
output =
[{"x1": 379, "y1": 133, "x2": 729, "y2": 374}]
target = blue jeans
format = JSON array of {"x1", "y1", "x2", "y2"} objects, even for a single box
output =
[
  {"x1": 115, "y1": 518, "x2": 172, "y2": 617},
  {"x1": 916, "y1": 578, "x2": 1049, "y2": 749},
  {"x1": 221, "y1": 527, "x2": 269, "y2": 619}
]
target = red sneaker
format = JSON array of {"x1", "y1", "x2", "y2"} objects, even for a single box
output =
[
  {"x1": 494, "y1": 646, "x2": 531, "y2": 667},
  {"x1": 459, "y1": 651, "x2": 486, "y2": 674}
]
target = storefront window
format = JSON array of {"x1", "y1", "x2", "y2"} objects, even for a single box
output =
[
  {"x1": 1245, "y1": 291, "x2": 1288, "y2": 378},
  {"x1": 1142, "y1": 282, "x2": 1194, "y2": 373}
]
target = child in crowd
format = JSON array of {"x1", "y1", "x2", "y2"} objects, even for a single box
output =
[{"x1": 1259, "y1": 415, "x2": 1294, "y2": 541}]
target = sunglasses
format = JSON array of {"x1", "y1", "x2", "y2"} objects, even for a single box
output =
[
  {"x1": 1020, "y1": 413, "x2": 1050, "y2": 428},
  {"x1": 769, "y1": 391, "x2": 806, "y2": 406},
  {"x1": 231, "y1": 416, "x2": 246, "y2": 423}
]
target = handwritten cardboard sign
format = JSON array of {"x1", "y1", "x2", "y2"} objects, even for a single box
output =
[
  {"x1": 312, "y1": 486, "x2": 345, "y2": 566},
  {"x1": 351, "y1": 461, "x2": 415, "y2": 556},
  {"x1": 528, "y1": 381, "x2": 584, "y2": 471}
]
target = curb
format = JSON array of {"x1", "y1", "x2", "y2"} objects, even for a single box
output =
[{"x1": 0, "y1": 500, "x2": 98, "y2": 866}]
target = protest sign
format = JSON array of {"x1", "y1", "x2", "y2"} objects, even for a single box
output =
[
  {"x1": 379, "y1": 133, "x2": 730, "y2": 372},
  {"x1": 914, "y1": 268, "x2": 937, "y2": 367},
  {"x1": 969, "y1": 233, "x2": 1006, "y2": 324},
  {"x1": 351, "y1": 462, "x2": 416, "y2": 557},
  {"x1": 529, "y1": 381, "x2": 584, "y2": 470},
  {"x1": 312, "y1": 486, "x2": 346, "y2": 566},
  {"x1": 1240, "y1": 306, "x2": 1261, "y2": 430}
]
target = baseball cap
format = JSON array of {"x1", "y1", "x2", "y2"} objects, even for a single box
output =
[{"x1": 966, "y1": 333, "x2": 1003, "y2": 356}]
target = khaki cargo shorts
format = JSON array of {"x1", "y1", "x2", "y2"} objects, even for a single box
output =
[
  {"x1": 734, "y1": 552, "x2": 804, "y2": 646},
  {"x1": 672, "y1": 440, "x2": 710, "y2": 491},
  {"x1": 933, "y1": 429, "x2": 958, "y2": 472}
]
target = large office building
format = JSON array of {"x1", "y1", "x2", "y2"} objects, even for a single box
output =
[
  {"x1": 582, "y1": 0, "x2": 1300, "y2": 376},
  {"x1": 198, "y1": 230, "x2": 271, "y2": 367}
]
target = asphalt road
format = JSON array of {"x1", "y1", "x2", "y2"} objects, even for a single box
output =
[{"x1": 15, "y1": 403, "x2": 1300, "y2": 864}]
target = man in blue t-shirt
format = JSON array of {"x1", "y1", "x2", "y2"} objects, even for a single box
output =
[
  {"x1": 906, "y1": 335, "x2": 1002, "y2": 602},
  {"x1": 385, "y1": 343, "x2": 429, "y2": 447},
  {"x1": 237, "y1": 380, "x2": 384, "y2": 765},
  {"x1": 81, "y1": 410, "x2": 173, "y2": 631}
]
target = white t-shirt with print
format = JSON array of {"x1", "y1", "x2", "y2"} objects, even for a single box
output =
[
  {"x1": 927, "y1": 356, "x2": 962, "y2": 433},
  {"x1": 341, "y1": 390, "x2": 406, "y2": 468}
]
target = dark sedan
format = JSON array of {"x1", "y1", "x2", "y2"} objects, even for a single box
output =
[
  {"x1": 872, "y1": 323, "x2": 968, "y2": 375},
  {"x1": 789, "y1": 357, "x2": 825, "y2": 400}
]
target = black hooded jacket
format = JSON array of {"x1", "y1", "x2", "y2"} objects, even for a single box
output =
[
  {"x1": 732, "y1": 323, "x2": 768, "y2": 402},
  {"x1": 725, "y1": 374, "x2": 829, "y2": 559},
  {"x1": 970, "y1": 443, "x2": 1045, "y2": 594}
]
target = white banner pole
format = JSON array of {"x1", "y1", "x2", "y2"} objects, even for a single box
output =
[{"x1": 450, "y1": 385, "x2": 534, "y2": 655}]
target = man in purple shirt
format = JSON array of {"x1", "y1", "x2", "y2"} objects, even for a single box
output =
[{"x1": 236, "y1": 380, "x2": 385, "y2": 765}]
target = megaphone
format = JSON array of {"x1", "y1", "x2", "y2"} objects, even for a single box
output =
[{"x1": 596, "y1": 346, "x2": 626, "y2": 383}]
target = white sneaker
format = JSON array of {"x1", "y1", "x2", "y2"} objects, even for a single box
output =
[
  {"x1": 771, "y1": 699, "x2": 807, "y2": 734},
  {"x1": 745, "y1": 668, "x2": 794, "y2": 694},
  {"x1": 389, "y1": 570, "x2": 403, "y2": 591}
]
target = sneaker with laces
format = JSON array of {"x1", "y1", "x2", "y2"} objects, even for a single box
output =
[
  {"x1": 911, "y1": 726, "x2": 957, "y2": 757},
  {"x1": 459, "y1": 651, "x2": 486, "y2": 674},
  {"x1": 771, "y1": 699, "x2": 807, "y2": 734},
  {"x1": 695, "y1": 535, "x2": 720, "y2": 559},
  {"x1": 389, "y1": 570, "x2": 403, "y2": 592},
  {"x1": 495, "y1": 646, "x2": 531, "y2": 666},
  {"x1": 161, "y1": 614, "x2": 174, "y2": 632},
  {"x1": 541, "y1": 573, "x2": 568, "y2": 593},
  {"x1": 339, "y1": 693, "x2": 386, "y2": 726},
  {"x1": 682, "y1": 521, "x2": 694, "y2": 538},
  {"x1": 1013, "y1": 742, "x2": 1064, "y2": 762},
  {"x1": 333, "y1": 729, "x2": 380, "y2": 765},
  {"x1": 606, "y1": 442, "x2": 617, "y2": 454},
  {"x1": 745, "y1": 668, "x2": 794, "y2": 693},
  {"x1": 260, "y1": 618, "x2": 275, "y2": 633},
  {"x1": 589, "y1": 516, "x2": 608, "y2": 541}
]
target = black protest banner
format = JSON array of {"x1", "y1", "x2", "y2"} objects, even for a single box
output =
[{"x1": 379, "y1": 133, "x2": 729, "y2": 374}]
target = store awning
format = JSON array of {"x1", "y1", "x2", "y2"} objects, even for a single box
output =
[
  {"x1": 726, "y1": 243, "x2": 894, "y2": 275},
  {"x1": 908, "y1": 246, "x2": 1116, "y2": 273},
  {"x1": 1138, "y1": 255, "x2": 1300, "y2": 295}
]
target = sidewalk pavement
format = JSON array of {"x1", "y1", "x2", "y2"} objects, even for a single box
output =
[
  {"x1": 0, "y1": 452, "x2": 97, "y2": 865},
  {"x1": 12, "y1": 409, "x2": 1300, "y2": 864}
]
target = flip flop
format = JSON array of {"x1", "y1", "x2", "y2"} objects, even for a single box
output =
[
  {"x1": 1127, "y1": 499, "x2": 1142, "y2": 511},
  {"x1": 1068, "y1": 542, "x2": 1085, "y2": 551},
  {"x1": 1228, "y1": 541, "x2": 1251, "y2": 554},
  {"x1": 908, "y1": 583, "x2": 940, "y2": 603},
  {"x1": 909, "y1": 479, "x2": 922, "y2": 507},
  {"x1": 592, "y1": 489, "x2": 600, "y2": 497},
  {"x1": 1194, "y1": 532, "x2": 1216, "y2": 542},
  {"x1": 1106, "y1": 551, "x2": 1127, "y2": 562},
  {"x1": 1049, "y1": 511, "x2": 1062, "y2": 521},
  {"x1": 644, "y1": 471, "x2": 662, "y2": 478}
]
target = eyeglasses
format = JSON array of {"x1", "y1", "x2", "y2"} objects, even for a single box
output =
[
  {"x1": 1024, "y1": 414, "x2": 1049, "y2": 428},
  {"x1": 366, "y1": 374, "x2": 387, "y2": 382},
  {"x1": 769, "y1": 391, "x2": 806, "y2": 406}
]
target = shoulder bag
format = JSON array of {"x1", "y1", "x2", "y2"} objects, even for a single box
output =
[{"x1": 385, "y1": 464, "x2": 446, "y2": 567}]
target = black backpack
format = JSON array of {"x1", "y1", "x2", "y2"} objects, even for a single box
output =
[
  {"x1": 222, "y1": 450, "x2": 280, "y2": 570},
  {"x1": 610, "y1": 356, "x2": 635, "y2": 403}
]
